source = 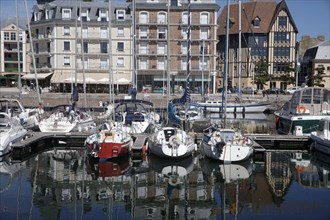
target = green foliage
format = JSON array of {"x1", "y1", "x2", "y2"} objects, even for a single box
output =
[
  {"x1": 253, "y1": 59, "x2": 270, "y2": 88},
  {"x1": 310, "y1": 67, "x2": 326, "y2": 87},
  {"x1": 280, "y1": 62, "x2": 295, "y2": 85}
]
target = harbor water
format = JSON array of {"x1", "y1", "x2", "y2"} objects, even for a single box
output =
[{"x1": 1, "y1": 113, "x2": 330, "y2": 220}]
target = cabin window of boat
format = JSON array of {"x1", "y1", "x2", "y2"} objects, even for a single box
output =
[
  {"x1": 318, "y1": 121, "x2": 325, "y2": 131},
  {"x1": 313, "y1": 88, "x2": 322, "y2": 104},
  {"x1": 290, "y1": 92, "x2": 300, "y2": 109},
  {"x1": 220, "y1": 131, "x2": 235, "y2": 141},
  {"x1": 301, "y1": 89, "x2": 312, "y2": 104}
]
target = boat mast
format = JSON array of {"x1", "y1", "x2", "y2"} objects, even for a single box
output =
[
  {"x1": 166, "y1": 0, "x2": 171, "y2": 108},
  {"x1": 186, "y1": 0, "x2": 191, "y2": 121},
  {"x1": 80, "y1": 0, "x2": 87, "y2": 108},
  {"x1": 132, "y1": 0, "x2": 137, "y2": 89},
  {"x1": 108, "y1": 0, "x2": 113, "y2": 105},
  {"x1": 23, "y1": 0, "x2": 41, "y2": 104},
  {"x1": 16, "y1": 0, "x2": 22, "y2": 101},
  {"x1": 221, "y1": 0, "x2": 230, "y2": 126},
  {"x1": 238, "y1": 0, "x2": 242, "y2": 95}
]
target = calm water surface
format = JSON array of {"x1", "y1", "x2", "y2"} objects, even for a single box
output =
[{"x1": 1, "y1": 114, "x2": 329, "y2": 220}]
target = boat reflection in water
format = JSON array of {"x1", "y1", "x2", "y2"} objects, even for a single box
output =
[{"x1": 1, "y1": 149, "x2": 330, "y2": 219}]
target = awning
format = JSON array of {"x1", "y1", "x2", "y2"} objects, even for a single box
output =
[
  {"x1": 51, "y1": 72, "x2": 131, "y2": 85},
  {"x1": 22, "y1": 73, "x2": 52, "y2": 80}
]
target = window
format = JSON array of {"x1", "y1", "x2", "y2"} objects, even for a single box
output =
[
  {"x1": 181, "y1": 27, "x2": 187, "y2": 39},
  {"x1": 253, "y1": 17, "x2": 260, "y2": 27},
  {"x1": 158, "y1": 58, "x2": 165, "y2": 69},
  {"x1": 35, "y1": 43, "x2": 39, "y2": 53},
  {"x1": 62, "y1": 9, "x2": 71, "y2": 20},
  {"x1": 182, "y1": 12, "x2": 188, "y2": 24},
  {"x1": 10, "y1": 33, "x2": 16, "y2": 41},
  {"x1": 157, "y1": 42, "x2": 166, "y2": 54},
  {"x1": 82, "y1": 27, "x2": 88, "y2": 38},
  {"x1": 117, "y1": 27, "x2": 124, "y2": 37},
  {"x1": 82, "y1": 57, "x2": 88, "y2": 69},
  {"x1": 64, "y1": 26, "x2": 70, "y2": 35},
  {"x1": 181, "y1": 57, "x2": 187, "y2": 70},
  {"x1": 99, "y1": 9, "x2": 107, "y2": 22},
  {"x1": 100, "y1": 58, "x2": 108, "y2": 69},
  {"x1": 100, "y1": 27, "x2": 107, "y2": 38},
  {"x1": 4, "y1": 32, "x2": 9, "y2": 40},
  {"x1": 140, "y1": 58, "x2": 147, "y2": 69},
  {"x1": 117, "y1": 42, "x2": 124, "y2": 52},
  {"x1": 47, "y1": 42, "x2": 51, "y2": 52},
  {"x1": 200, "y1": 12, "x2": 209, "y2": 24},
  {"x1": 83, "y1": 42, "x2": 88, "y2": 53},
  {"x1": 100, "y1": 42, "x2": 107, "y2": 53},
  {"x1": 117, "y1": 57, "x2": 124, "y2": 67},
  {"x1": 158, "y1": 27, "x2": 166, "y2": 39},
  {"x1": 200, "y1": 57, "x2": 209, "y2": 70},
  {"x1": 158, "y1": 12, "x2": 166, "y2": 24},
  {"x1": 117, "y1": 10, "x2": 125, "y2": 20},
  {"x1": 279, "y1": 16, "x2": 287, "y2": 26},
  {"x1": 140, "y1": 12, "x2": 148, "y2": 23},
  {"x1": 64, "y1": 41, "x2": 70, "y2": 51},
  {"x1": 274, "y1": 32, "x2": 290, "y2": 42},
  {"x1": 140, "y1": 27, "x2": 148, "y2": 38},
  {"x1": 64, "y1": 56, "x2": 70, "y2": 66},
  {"x1": 200, "y1": 27, "x2": 208, "y2": 40},
  {"x1": 80, "y1": 9, "x2": 89, "y2": 22},
  {"x1": 139, "y1": 42, "x2": 148, "y2": 54},
  {"x1": 181, "y1": 42, "x2": 187, "y2": 54}
]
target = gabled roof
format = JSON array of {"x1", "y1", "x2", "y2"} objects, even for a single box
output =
[
  {"x1": 269, "y1": 0, "x2": 298, "y2": 33},
  {"x1": 0, "y1": 17, "x2": 27, "y2": 30},
  {"x1": 217, "y1": 0, "x2": 297, "y2": 36}
]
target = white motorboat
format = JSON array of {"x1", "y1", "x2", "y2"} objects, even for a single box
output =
[
  {"x1": 274, "y1": 87, "x2": 330, "y2": 135},
  {"x1": 310, "y1": 117, "x2": 330, "y2": 154},
  {"x1": 0, "y1": 98, "x2": 41, "y2": 130},
  {"x1": 199, "y1": 126, "x2": 253, "y2": 162},
  {"x1": 39, "y1": 105, "x2": 95, "y2": 133},
  {"x1": 85, "y1": 121, "x2": 133, "y2": 159},
  {"x1": 147, "y1": 126, "x2": 197, "y2": 159},
  {"x1": 0, "y1": 113, "x2": 27, "y2": 156}
]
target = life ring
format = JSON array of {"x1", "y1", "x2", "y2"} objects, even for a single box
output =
[{"x1": 298, "y1": 105, "x2": 306, "y2": 114}]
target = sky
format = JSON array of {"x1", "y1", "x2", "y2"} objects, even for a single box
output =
[{"x1": 0, "y1": 0, "x2": 329, "y2": 41}]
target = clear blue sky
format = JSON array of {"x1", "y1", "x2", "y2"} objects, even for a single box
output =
[{"x1": 1, "y1": 0, "x2": 329, "y2": 41}]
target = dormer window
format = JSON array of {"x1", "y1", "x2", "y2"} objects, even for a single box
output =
[
  {"x1": 253, "y1": 17, "x2": 260, "y2": 27},
  {"x1": 99, "y1": 9, "x2": 107, "y2": 22},
  {"x1": 116, "y1": 10, "x2": 125, "y2": 21},
  {"x1": 62, "y1": 8, "x2": 71, "y2": 20},
  {"x1": 80, "y1": 9, "x2": 90, "y2": 22},
  {"x1": 34, "y1": 11, "x2": 39, "y2": 21}
]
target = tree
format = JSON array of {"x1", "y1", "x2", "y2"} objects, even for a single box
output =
[
  {"x1": 253, "y1": 59, "x2": 270, "y2": 89},
  {"x1": 280, "y1": 62, "x2": 295, "y2": 86},
  {"x1": 310, "y1": 67, "x2": 326, "y2": 87}
]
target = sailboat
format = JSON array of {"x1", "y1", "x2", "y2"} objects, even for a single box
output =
[
  {"x1": 85, "y1": 1, "x2": 133, "y2": 160},
  {"x1": 147, "y1": 0, "x2": 197, "y2": 159},
  {"x1": 39, "y1": 1, "x2": 95, "y2": 133},
  {"x1": 199, "y1": 0, "x2": 253, "y2": 163}
]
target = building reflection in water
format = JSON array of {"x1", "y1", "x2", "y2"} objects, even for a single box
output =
[{"x1": 2, "y1": 148, "x2": 329, "y2": 219}]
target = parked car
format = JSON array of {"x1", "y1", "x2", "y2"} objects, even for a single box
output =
[
  {"x1": 241, "y1": 87, "x2": 258, "y2": 94},
  {"x1": 285, "y1": 87, "x2": 299, "y2": 95},
  {"x1": 262, "y1": 87, "x2": 285, "y2": 95}
]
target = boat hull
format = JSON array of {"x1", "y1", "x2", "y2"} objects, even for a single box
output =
[
  {"x1": 200, "y1": 141, "x2": 253, "y2": 162},
  {"x1": 88, "y1": 139, "x2": 132, "y2": 159}
]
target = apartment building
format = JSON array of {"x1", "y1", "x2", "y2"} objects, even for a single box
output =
[
  {"x1": 134, "y1": 0, "x2": 220, "y2": 94},
  {"x1": 30, "y1": 0, "x2": 132, "y2": 93},
  {"x1": 300, "y1": 40, "x2": 330, "y2": 88},
  {"x1": 0, "y1": 17, "x2": 29, "y2": 87},
  {"x1": 217, "y1": 0, "x2": 298, "y2": 91}
]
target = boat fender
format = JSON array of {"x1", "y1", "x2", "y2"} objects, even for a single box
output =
[{"x1": 297, "y1": 105, "x2": 306, "y2": 114}]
